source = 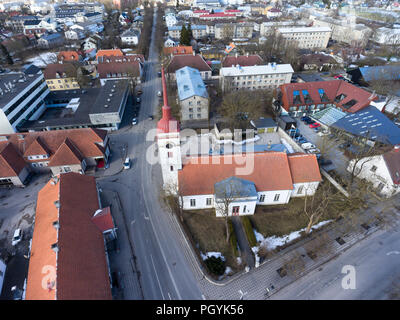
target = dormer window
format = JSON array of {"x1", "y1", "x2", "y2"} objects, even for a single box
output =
[
  {"x1": 342, "y1": 99, "x2": 357, "y2": 109},
  {"x1": 334, "y1": 93, "x2": 347, "y2": 103}
]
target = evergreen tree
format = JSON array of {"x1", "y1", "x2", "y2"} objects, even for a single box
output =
[
  {"x1": 180, "y1": 25, "x2": 190, "y2": 46},
  {"x1": 187, "y1": 24, "x2": 193, "y2": 43}
]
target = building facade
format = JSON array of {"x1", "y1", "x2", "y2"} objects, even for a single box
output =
[{"x1": 277, "y1": 26, "x2": 331, "y2": 49}]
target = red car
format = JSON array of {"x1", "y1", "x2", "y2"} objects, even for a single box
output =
[{"x1": 309, "y1": 122, "x2": 321, "y2": 128}]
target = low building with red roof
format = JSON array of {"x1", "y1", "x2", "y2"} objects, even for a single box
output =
[
  {"x1": 222, "y1": 54, "x2": 264, "y2": 68},
  {"x1": 95, "y1": 49, "x2": 124, "y2": 60},
  {"x1": 97, "y1": 55, "x2": 143, "y2": 85},
  {"x1": 163, "y1": 46, "x2": 193, "y2": 56},
  {"x1": 199, "y1": 13, "x2": 236, "y2": 20},
  {"x1": 276, "y1": 80, "x2": 378, "y2": 116},
  {"x1": 166, "y1": 54, "x2": 212, "y2": 81},
  {"x1": 25, "y1": 172, "x2": 113, "y2": 300},
  {"x1": 0, "y1": 128, "x2": 109, "y2": 186},
  {"x1": 57, "y1": 51, "x2": 82, "y2": 62}
]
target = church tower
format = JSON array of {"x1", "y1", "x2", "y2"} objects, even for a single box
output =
[{"x1": 157, "y1": 68, "x2": 182, "y2": 190}]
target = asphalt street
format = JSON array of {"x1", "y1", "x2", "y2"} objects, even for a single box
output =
[
  {"x1": 98, "y1": 8, "x2": 203, "y2": 300},
  {"x1": 270, "y1": 227, "x2": 400, "y2": 300}
]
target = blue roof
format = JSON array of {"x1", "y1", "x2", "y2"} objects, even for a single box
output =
[
  {"x1": 176, "y1": 66, "x2": 209, "y2": 101},
  {"x1": 214, "y1": 176, "x2": 257, "y2": 199},
  {"x1": 332, "y1": 106, "x2": 400, "y2": 145},
  {"x1": 359, "y1": 65, "x2": 400, "y2": 82},
  {"x1": 40, "y1": 33, "x2": 62, "y2": 41},
  {"x1": 191, "y1": 25, "x2": 207, "y2": 30},
  {"x1": 168, "y1": 25, "x2": 182, "y2": 31}
]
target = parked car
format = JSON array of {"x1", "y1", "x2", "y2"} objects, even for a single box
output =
[
  {"x1": 305, "y1": 119, "x2": 315, "y2": 125},
  {"x1": 136, "y1": 97, "x2": 141, "y2": 103},
  {"x1": 301, "y1": 142, "x2": 316, "y2": 150},
  {"x1": 132, "y1": 117, "x2": 138, "y2": 125},
  {"x1": 123, "y1": 157, "x2": 131, "y2": 170},
  {"x1": 148, "y1": 115, "x2": 154, "y2": 120},
  {"x1": 319, "y1": 158, "x2": 333, "y2": 166},
  {"x1": 307, "y1": 148, "x2": 321, "y2": 154},
  {"x1": 12, "y1": 229, "x2": 22, "y2": 246},
  {"x1": 157, "y1": 91, "x2": 162, "y2": 97},
  {"x1": 298, "y1": 137, "x2": 307, "y2": 144},
  {"x1": 301, "y1": 116, "x2": 311, "y2": 122},
  {"x1": 157, "y1": 71, "x2": 162, "y2": 77},
  {"x1": 309, "y1": 122, "x2": 321, "y2": 128}
]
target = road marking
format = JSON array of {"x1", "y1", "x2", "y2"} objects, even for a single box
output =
[
  {"x1": 150, "y1": 253, "x2": 165, "y2": 300},
  {"x1": 386, "y1": 251, "x2": 400, "y2": 255},
  {"x1": 168, "y1": 292, "x2": 172, "y2": 300}
]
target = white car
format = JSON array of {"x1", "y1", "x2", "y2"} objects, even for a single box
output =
[
  {"x1": 301, "y1": 142, "x2": 316, "y2": 150},
  {"x1": 12, "y1": 228, "x2": 22, "y2": 246},
  {"x1": 307, "y1": 148, "x2": 321, "y2": 154},
  {"x1": 123, "y1": 157, "x2": 131, "y2": 170},
  {"x1": 157, "y1": 91, "x2": 162, "y2": 97},
  {"x1": 132, "y1": 117, "x2": 138, "y2": 125}
]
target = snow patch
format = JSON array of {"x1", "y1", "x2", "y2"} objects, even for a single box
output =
[
  {"x1": 27, "y1": 52, "x2": 57, "y2": 68},
  {"x1": 254, "y1": 220, "x2": 332, "y2": 251},
  {"x1": 201, "y1": 252, "x2": 225, "y2": 261}
]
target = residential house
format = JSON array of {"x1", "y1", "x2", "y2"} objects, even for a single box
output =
[
  {"x1": 176, "y1": 67, "x2": 209, "y2": 121},
  {"x1": 222, "y1": 54, "x2": 263, "y2": 68},
  {"x1": 120, "y1": 28, "x2": 140, "y2": 46},
  {"x1": 23, "y1": 19, "x2": 55, "y2": 37},
  {"x1": 37, "y1": 33, "x2": 64, "y2": 49},
  {"x1": 260, "y1": 20, "x2": 311, "y2": 37},
  {"x1": 25, "y1": 172, "x2": 113, "y2": 300},
  {"x1": 166, "y1": 54, "x2": 212, "y2": 81},
  {"x1": 44, "y1": 63, "x2": 80, "y2": 91},
  {"x1": 347, "y1": 65, "x2": 400, "y2": 86},
  {"x1": 97, "y1": 55, "x2": 142, "y2": 85},
  {"x1": 57, "y1": 51, "x2": 82, "y2": 63},
  {"x1": 96, "y1": 49, "x2": 124, "y2": 61},
  {"x1": 267, "y1": 8, "x2": 282, "y2": 19},
  {"x1": 6, "y1": 15, "x2": 39, "y2": 33},
  {"x1": 220, "y1": 63, "x2": 294, "y2": 92},
  {"x1": 276, "y1": 80, "x2": 378, "y2": 116},
  {"x1": 347, "y1": 146, "x2": 400, "y2": 198},
  {"x1": 165, "y1": 14, "x2": 178, "y2": 27},
  {"x1": 300, "y1": 53, "x2": 340, "y2": 71},
  {"x1": 164, "y1": 38, "x2": 178, "y2": 48},
  {"x1": 372, "y1": 27, "x2": 400, "y2": 45},
  {"x1": 163, "y1": 46, "x2": 193, "y2": 56},
  {"x1": 199, "y1": 13, "x2": 236, "y2": 21}
]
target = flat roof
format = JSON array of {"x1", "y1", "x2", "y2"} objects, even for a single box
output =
[
  {"x1": 0, "y1": 72, "x2": 43, "y2": 110},
  {"x1": 278, "y1": 26, "x2": 331, "y2": 33}
]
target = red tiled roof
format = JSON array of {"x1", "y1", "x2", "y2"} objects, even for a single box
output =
[
  {"x1": 0, "y1": 129, "x2": 107, "y2": 178},
  {"x1": 0, "y1": 143, "x2": 27, "y2": 177},
  {"x1": 163, "y1": 46, "x2": 193, "y2": 56},
  {"x1": 222, "y1": 55, "x2": 264, "y2": 68},
  {"x1": 166, "y1": 54, "x2": 211, "y2": 74},
  {"x1": 48, "y1": 138, "x2": 83, "y2": 167},
  {"x1": 200, "y1": 13, "x2": 235, "y2": 18},
  {"x1": 91, "y1": 207, "x2": 115, "y2": 232},
  {"x1": 44, "y1": 63, "x2": 78, "y2": 79},
  {"x1": 95, "y1": 49, "x2": 124, "y2": 59},
  {"x1": 57, "y1": 51, "x2": 81, "y2": 62},
  {"x1": 97, "y1": 56, "x2": 141, "y2": 78},
  {"x1": 178, "y1": 152, "x2": 294, "y2": 196},
  {"x1": 26, "y1": 173, "x2": 112, "y2": 300},
  {"x1": 287, "y1": 153, "x2": 322, "y2": 183},
  {"x1": 383, "y1": 147, "x2": 400, "y2": 184},
  {"x1": 279, "y1": 80, "x2": 377, "y2": 113}
]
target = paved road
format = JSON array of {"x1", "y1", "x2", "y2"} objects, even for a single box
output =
[
  {"x1": 98, "y1": 8, "x2": 203, "y2": 300},
  {"x1": 270, "y1": 227, "x2": 400, "y2": 300}
]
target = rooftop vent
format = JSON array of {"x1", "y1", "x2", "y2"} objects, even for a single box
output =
[
  {"x1": 104, "y1": 104, "x2": 109, "y2": 108},
  {"x1": 54, "y1": 200, "x2": 60, "y2": 208},
  {"x1": 52, "y1": 221, "x2": 60, "y2": 229}
]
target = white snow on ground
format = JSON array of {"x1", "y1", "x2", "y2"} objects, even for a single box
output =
[
  {"x1": 201, "y1": 251, "x2": 225, "y2": 261},
  {"x1": 251, "y1": 220, "x2": 332, "y2": 266},
  {"x1": 280, "y1": 138, "x2": 294, "y2": 153},
  {"x1": 224, "y1": 266, "x2": 233, "y2": 275},
  {"x1": 236, "y1": 256, "x2": 242, "y2": 265},
  {"x1": 27, "y1": 52, "x2": 57, "y2": 68},
  {"x1": 254, "y1": 220, "x2": 332, "y2": 251}
]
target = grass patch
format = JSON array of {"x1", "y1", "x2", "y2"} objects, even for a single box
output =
[
  {"x1": 241, "y1": 216, "x2": 257, "y2": 247},
  {"x1": 228, "y1": 219, "x2": 239, "y2": 257},
  {"x1": 181, "y1": 209, "x2": 239, "y2": 272},
  {"x1": 250, "y1": 191, "x2": 337, "y2": 238}
]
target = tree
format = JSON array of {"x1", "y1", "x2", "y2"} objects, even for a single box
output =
[
  {"x1": 214, "y1": 178, "x2": 242, "y2": 243},
  {"x1": 180, "y1": 25, "x2": 191, "y2": 46},
  {"x1": 220, "y1": 91, "x2": 271, "y2": 131}
]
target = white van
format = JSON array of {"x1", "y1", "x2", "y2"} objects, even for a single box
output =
[
  {"x1": 123, "y1": 157, "x2": 131, "y2": 170},
  {"x1": 12, "y1": 229, "x2": 22, "y2": 246}
]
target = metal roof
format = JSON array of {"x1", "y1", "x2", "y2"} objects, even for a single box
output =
[
  {"x1": 332, "y1": 106, "x2": 400, "y2": 145},
  {"x1": 312, "y1": 106, "x2": 346, "y2": 126},
  {"x1": 176, "y1": 66, "x2": 209, "y2": 101},
  {"x1": 214, "y1": 176, "x2": 258, "y2": 199},
  {"x1": 359, "y1": 65, "x2": 400, "y2": 82}
]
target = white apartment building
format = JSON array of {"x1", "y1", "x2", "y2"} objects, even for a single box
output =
[
  {"x1": 311, "y1": 15, "x2": 371, "y2": 47},
  {"x1": 373, "y1": 27, "x2": 400, "y2": 45},
  {"x1": 219, "y1": 63, "x2": 294, "y2": 92},
  {"x1": 277, "y1": 26, "x2": 331, "y2": 49},
  {"x1": 260, "y1": 20, "x2": 310, "y2": 37},
  {"x1": 0, "y1": 72, "x2": 50, "y2": 134},
  {"x1": 215, "y1": 23, "x2": 253, "y2": 39}
]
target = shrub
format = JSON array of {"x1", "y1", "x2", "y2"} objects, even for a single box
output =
[
  {"x1": 204, "y1": 256, "x2": 225, "y2": 276},
  {"x1": 241, "y1": 216, "x2": 257, "y2": 247},
  {"x1": 228, "y1": 219, "x2": 239, "y2": 257}
]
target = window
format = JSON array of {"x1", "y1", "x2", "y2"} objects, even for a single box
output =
[
  {"x1": 342, "y1": 99, "x2": 357, "y2": 109},
  {"x1": 168, "y1": 152, "x2": 173, "y2": 158},
  {"x1": 370, "y1": 165, "x2": 377, "y2": 173},
  {"x1": 64, "y1": 166, "x2": 71, "y2": 172},
  {"x1": 274, "y1": 194, "x2": 280, "y2": 201},
  {"x1": 297, "y1": 186, "x2": 304, "y2": 194},
  {"x1": 334, "y1": 93, "x2": 347, "y2": 103},
  {"x1": 190, "y1": 199, "x2": 196, "y2": 207},
  {"x1": 170, "y1": 165, "x2": 173, "y2": 171},
  {"x1": 259, "y1": 194, "x2": 265, "y2": 202},
  {"x1": 243, "y1": 205, "x2": 247, "y2": 213},
  {"x1": 206, "y1": 198, "x2": 212, "y2": 206}
]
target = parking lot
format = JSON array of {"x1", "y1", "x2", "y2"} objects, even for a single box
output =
[{"x1": 290, "y1": 117, "x2": 350, "y2": 176}]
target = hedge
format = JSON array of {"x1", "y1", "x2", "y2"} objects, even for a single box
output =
[
  {"x1": 228, "y1": 219, "x2": 239, "y2": 257},
  {"x1": 241, "y1": 216, "x2": 258, "y2": 247}
]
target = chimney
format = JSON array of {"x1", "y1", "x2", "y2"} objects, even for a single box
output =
[
  {"x1": 54, "y1": 200, "x2": 60, "y2": 208},
  {"x1": 52, "y1": 221, "x2": 60, "y2": 229},
  {"x1": 51, "y1": 243, "x2": 59, "y2": 253}
]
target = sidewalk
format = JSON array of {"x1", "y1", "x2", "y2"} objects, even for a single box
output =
[
  {"x1": 100, "y1": 189, "x2": 143, "y2": 300},
  {"x1": 231, "y1": 217, "x2": 255, "y2": 269}
]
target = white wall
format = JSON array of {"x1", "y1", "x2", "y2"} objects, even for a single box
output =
[
  {"x1": 256, "y1": 189, "x2": 292, "y2": 205},
  {"x1": 291, "y1": 181, "x2": 320, "y2": 197}
]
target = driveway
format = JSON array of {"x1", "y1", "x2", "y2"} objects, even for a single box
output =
[{"x1": 295, "y1": 118, "x2": 349, "y2": 176}]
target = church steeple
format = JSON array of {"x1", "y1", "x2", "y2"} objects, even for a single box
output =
[{"x1": 157, "y1": 68, "x2": 179, "y2": 134}]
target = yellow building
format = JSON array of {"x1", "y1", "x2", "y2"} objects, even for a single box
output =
[{"x1": 44, "y1": 63, "x2": 80, "y2": 91}]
